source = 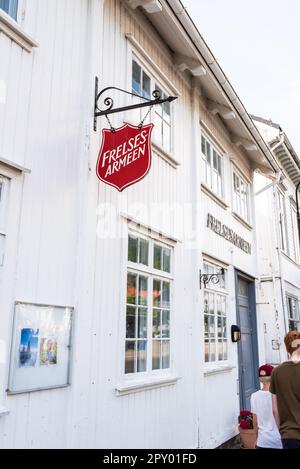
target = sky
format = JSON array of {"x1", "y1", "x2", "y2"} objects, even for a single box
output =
[{"x1": 183, "y1": 0, "x2": 300, "y2": 153}]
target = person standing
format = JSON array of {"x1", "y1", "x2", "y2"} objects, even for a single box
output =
[{"x1": 270, "y1": 331, "x2": 300, "y2": 449}]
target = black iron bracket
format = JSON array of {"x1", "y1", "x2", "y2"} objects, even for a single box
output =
[
  {"x1": 93, "y1": 76, "x2": 177, "y2": 131},
  {"x1": 199, "y1": 268, "x2": 225, "y2": 289}
]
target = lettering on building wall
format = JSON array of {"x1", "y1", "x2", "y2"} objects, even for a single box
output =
[{"x1": 207, "y1": 213, "x2": 252, "y2": 254}]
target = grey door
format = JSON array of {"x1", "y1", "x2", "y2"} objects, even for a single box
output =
[{"x1": 236, "y1": 275, "x2": 259, "y2": 410}]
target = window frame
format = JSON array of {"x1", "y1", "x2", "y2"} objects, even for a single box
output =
[
  {"x1": 130, "y1": 55, "x2": 174, "y2": 156},
  {"x1": 287, "y1": 295, "x2": 300, "y2": 332},
  {"x1": 203, "y1": 261, "x2": 228, "y2": 366},
  {"x1": 201, "y1": 133, "x2": 224, "y2": 199},
  {"x1": 125, "y1": 231, "x2": 173, "y2": 377},
  {"x1": 232, "y1": 168, "x2": 250, "y2": 223}
]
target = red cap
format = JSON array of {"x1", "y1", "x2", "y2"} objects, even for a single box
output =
[{"x1": 258, "y1": 364, "x2": 274, "y2": 377}]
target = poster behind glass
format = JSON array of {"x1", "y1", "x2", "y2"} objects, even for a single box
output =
[{"x1": 8, "y1": 302, "x2": 73, "y2": 394}]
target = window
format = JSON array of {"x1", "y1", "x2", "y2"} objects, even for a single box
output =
[
  {"x1": 131, "y1": 59, "x2": 172, "y2": 154},
  {"x1": 233, "y1": 171, "x2": 250, "y2": 222},
  {"x1": 0, "y1": 175, "x2": 10, "y2": 286},
  {"x1": 125, "y1": 233, "x2": 172, "y2": 374},
  {"x1": 290, "y1": 203, "x2": 300, "y2": 264},
  {"x1": 203, "y1": 262, "x2": 227, "y2": 363},
  {"x1": 277, "y1": 191, "x2": 288, "y2": 254},
  {"x1": 0, "y1": 0, "x2": 18, "y2": 20},
  {"x1": 287, "y1": 296, "x2": 300, "y2": 331},
  {"x1": 201, "y1": 135, "x2": 223, "y2": 198}
]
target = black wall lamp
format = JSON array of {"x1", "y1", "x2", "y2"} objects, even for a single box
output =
[
  {"x1": 199, "y1": 267, "x2": 225, "y2": 289},
  {"x1": 231, "y1": 325, "x2": 241, "y2": 343}
]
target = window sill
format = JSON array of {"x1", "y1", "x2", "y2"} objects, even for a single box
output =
[
  {"x1": 204, "y1": 365, "x2": 235, "y2": 377},
  {"x1": 151, "y1": 142, "x2": 180, "y2": 169},
  {"x1": 201, "y1": 183, "x2": 228, "y2": 210},
  {"x1": 232, "y1": 212, "x2": 253, "y2": 231},
  {"x1": 115, "y1": 375, "x2": 181, "y2": 396},
  {"x1": 0, "y1": 10, "x2": 38, "y2": 52}
]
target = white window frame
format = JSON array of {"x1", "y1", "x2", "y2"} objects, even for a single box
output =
[
  {"x1": 125, "y1": 232, "x2": 173, "y2": 377},
  {"x1": 203, "y1": 261, "x2": 228, "y2": 365},
  {"x1": 232, "y1": 168, "x2": 250, "y2": 223},
  {"x1": 277, "y1": 189, "x2": 289, "y2": 255},
  {"x1": 130, "y1": 55, "x2": 173, "y2": 156},
  {"x1": 287, "y1": 295, "x2": 300, "y2": 331},
  {"x1": 290, "y1": 202, "x2": 300, "y2": 264},
  {"x1": 201, "y1": 133, "x2": 224, "y2": 198}
]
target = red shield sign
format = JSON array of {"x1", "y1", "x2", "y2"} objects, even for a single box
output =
[{"x1": 96, "y1": 123, "x2": 153, "y2": 191}]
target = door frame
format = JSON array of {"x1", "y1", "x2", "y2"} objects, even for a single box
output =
[{"x1": 235, "y1": 269, "x2": 260, "y2": 409}]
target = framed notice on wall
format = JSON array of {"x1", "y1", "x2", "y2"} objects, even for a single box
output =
[{"x1": 8, "y1": 302, "x2": 73, "y2": 394}]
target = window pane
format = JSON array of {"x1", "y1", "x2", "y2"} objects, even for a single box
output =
[
  {"x1": 217, "y1": 155, "x2": 222, "y2": 175},
  {"x1": 132, "y1": 60, "x2": 141, "y2": 94},
  {"x1": 153, "y1": 279, "x2": 161, "y2": 307},
  {"x1": 137, "y1": 340, "x2": 147, "y2": 372},
  {"x1": 213, "y1": 150, "x2": 218, "y2": 170},
  {"x1": 162, "y1": 310, "x2": 170, "y2": 338},
  {"x1": 152, "y1": 340, "x2": 161, "y2": 369},
  {"x1": 204, "y1": 315, "x2": 209, "y2": 337},
  {"x1": 217, "y1": 316, "x2": 222, "y2": 338},
  {"x1": 139, "y1": 238, "x2": 149, "y2": 265},
  {"x1": 218, "y1": 339, "x2": 223, "y2": 361},
  {"x1": 138, "y1": 276, "x2": 148, "y2": 306},
  {"x1": 125, "y1": 341, "x2": 135, "y2": 374},
  {"x1": 162, "y1": 281, "x2": 170, "y2": 309},
  {"x1": 209, "y1": 316, "x2": 215, "y2": 337},
  {"x1": 142, "y1": 72, "x2": 150, "y2": 99},
  {"x1": 209, "y1": 293, "x2": 214, "y2": 315},
  {"x1": 0, "y1": 0, "x2": 18, "y2": 19},
  {"x1": 126, "y1": 306, "x2": 136, "y2": 338},
  {"x1": 155, "y1": 86, "x2": 163, "y2": 115},
  {"x1": 163, "y1": 248, "x2": 171, "y2": 273},
  {"x1": 162, "y1": 340, "x2": 170, "y2": 369},
  {"x1": 204, "y1": 292, "x2": 209, "y2": 313},
  {"x1": 128, "y1": 236, "x2": 138, "y2": 262},
  {"x1": 138, "y1": 308, "x2": 147, "y2": 338},
  {"x1": 127, "y1": 273, "x2": 137, "y2": 304},
  {"x1": 206, "y1": 142, "x2": 211, "y2": 163},
  {"x1": 152, "y1": 309, "x2": 161, "y2": 338},
  {"x1": 153, "y1": 245, "x2": 162, "y2": 270}
]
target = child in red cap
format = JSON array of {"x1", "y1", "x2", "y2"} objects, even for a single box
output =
[{"x1": 250, "y1": 364, "x2": 282, "y2": 449}]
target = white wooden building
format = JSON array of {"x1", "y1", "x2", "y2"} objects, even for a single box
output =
[
  {"x1": 253, "y1": 116, "x2": 300, "y2": 365},
  {"x1": 0, "y1": 0, "x2": 278, "y2": 448}
]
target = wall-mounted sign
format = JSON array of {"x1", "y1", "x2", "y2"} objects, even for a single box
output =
[
  {"x1": 96, "y1": 123, "x2": 153, "y2": 191},
  {"x1": 207, "y1": 213, "x2": 251, "y2": 254}
]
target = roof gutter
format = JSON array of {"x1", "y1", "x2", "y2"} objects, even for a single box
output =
[{"x1": 164, "y1": 0, "x2": 278, "y2": 173}]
